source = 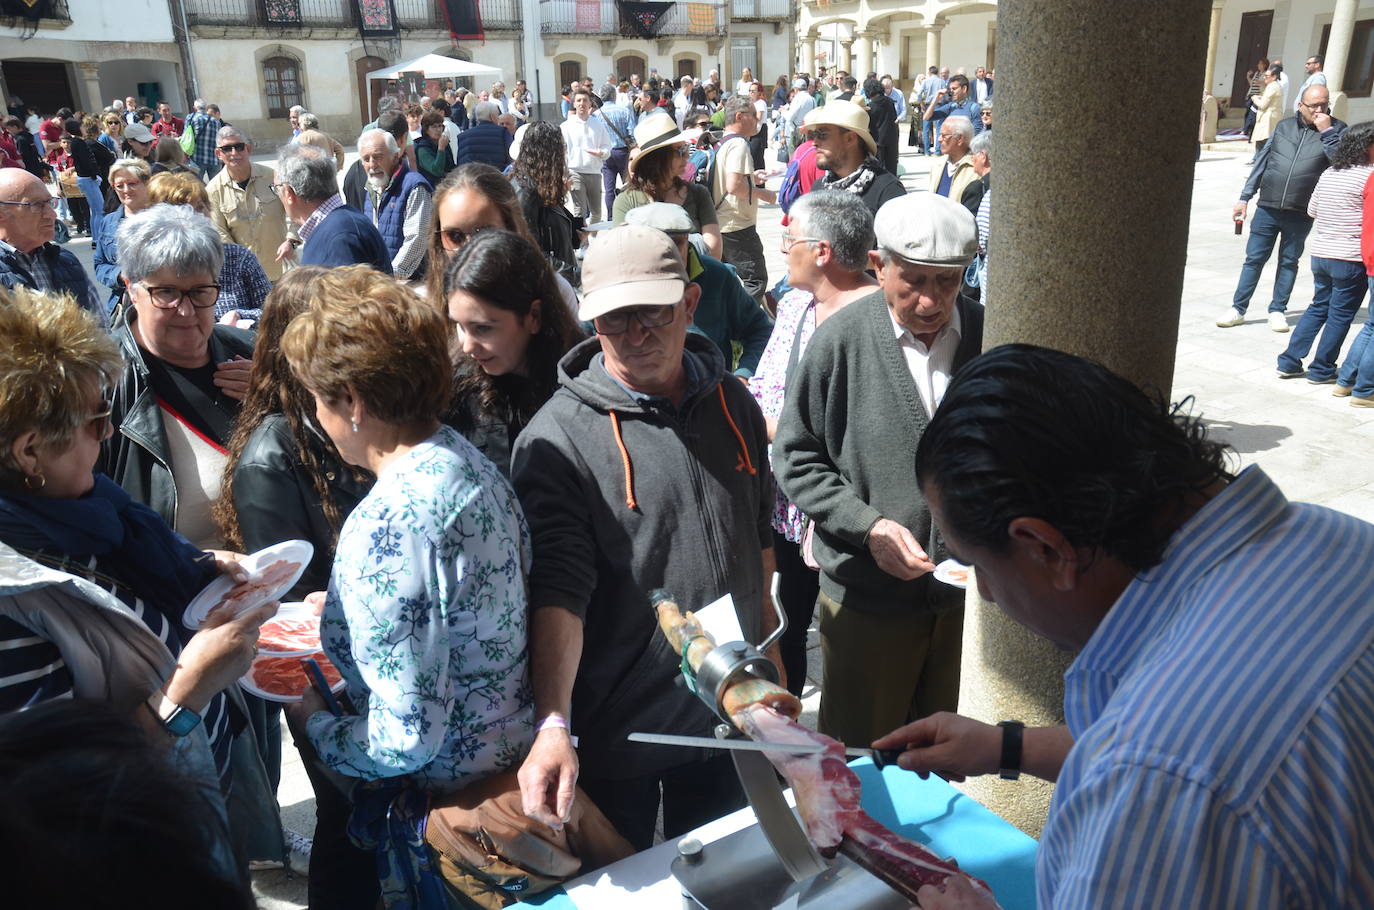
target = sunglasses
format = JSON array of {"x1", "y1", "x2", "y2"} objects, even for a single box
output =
[
  {"x1": 217, "y1": 142, "x2": 247, "y2": 153},
  {"x1": 593, "y1": 304, "x2": 677, "y2": 335},
  {"x1": 435, "y1": 227, "x2": 474, "y2": 250}
]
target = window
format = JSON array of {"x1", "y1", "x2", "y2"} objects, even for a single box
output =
[
  {"x1": 1320, "y1": 21, "x2": 1374, "y2": 98},
  {"x1": 730, "y1": 36, "x2": 758, "y2": 85},
  {"x1": 263, "y1": 56, "x2": 303, "y2": 118}
]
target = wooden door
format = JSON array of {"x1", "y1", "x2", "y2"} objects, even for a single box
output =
[
  {"x1": 1230, "y1": 11, "x2": 1272, "y2": 107},
  {"x1": 559, "y1": 60, "x2": 581, "y2": 91},
  {"x1": 356, "y1": 55, "x2": 387, "y2": 124},
  {"x1": 616, "y1": 55, "x2": 645, "y2": 82}
]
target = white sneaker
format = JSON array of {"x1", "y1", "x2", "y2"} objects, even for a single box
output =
[
  {"x1": 1216, "y1": 307, "x2": 1245, "y2": 327},
  {"x1": 1269, "y1": 312, "x2": 1290, "y2": 332}
]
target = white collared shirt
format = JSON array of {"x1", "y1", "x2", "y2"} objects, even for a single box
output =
[{"x1": 887, "y1": 302, "x2": 962, "y2": 416}]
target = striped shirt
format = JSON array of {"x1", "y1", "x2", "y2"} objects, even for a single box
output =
[
  {"x1": 0, "y1": 615, "x2": 73, "y2": 712},
  {"x1": 1306, "y1": 163, "x2": 1374, "y2": 261},
  {"x1": 1041, "y1": 466, "x2": 1374, "y2": 908}
]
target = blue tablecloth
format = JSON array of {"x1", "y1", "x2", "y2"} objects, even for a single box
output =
[{"x1": 514, "y1": 758, "x2": 1038, "y2": 909}]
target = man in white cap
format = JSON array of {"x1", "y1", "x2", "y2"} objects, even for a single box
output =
[
  {"x1": 775, "y1": 192, "x2": 984, "y2": 748},
  {"x1": 804, "y1": 99, "x2": 906, "y2": 216},
  {"x1": 513, "y1": 224, "x2": 775, "y2": 851}
]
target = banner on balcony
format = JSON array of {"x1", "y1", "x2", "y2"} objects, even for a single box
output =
[
  {"x1": 356, "y1": 0, "x2": 398, "y2": 36},
  {"x1": 262, "y1": 0, "x2": 303, "y2": 25},
  {"x1": 440, "y1": 0, "x2": 483, "y2": 41},
  {"x1": 617, "y1": 0, "x2": 671, "y2": 39},
  {"x1": 575, "y1": 0, "x2": 599, "y2": 32},
  {"x1": 685, "y1": 1, "x2": 712, "y2": 34},
  {"x1": 0, "y1": 0, "x2": 64, "y2": 37}
]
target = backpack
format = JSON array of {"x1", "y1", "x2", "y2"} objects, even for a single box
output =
[{"x1": 777, "y1": 143, "x2": 816, "y2": 215}]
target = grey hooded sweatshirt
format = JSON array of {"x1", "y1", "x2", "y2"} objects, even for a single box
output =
[{"x1": 511, "y1": 333, "x2": 772, "y2": 780}]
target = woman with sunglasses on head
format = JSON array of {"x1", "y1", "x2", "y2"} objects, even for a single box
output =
[
  {"x1": 610, "y1": 110, "x2": 722, "y2": 259},
  {"x1": 93, "y1": 157, "x2": 152, "y2": 310},
  {"x1": 441, "y1": 229, "x2": 584, "y2": 474}
]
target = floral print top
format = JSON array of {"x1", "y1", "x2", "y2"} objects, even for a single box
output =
[
  {"x1": 307, "y1": 426, "x2": 534, "y2": 789},
  {"x1": 750, "y1": 288, "x2": 817, "y2": 543}
]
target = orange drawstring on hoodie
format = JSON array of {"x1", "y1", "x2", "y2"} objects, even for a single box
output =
[
  {"x1": 717, "y1": 383, "x2": 758, "y2": 476},
  {"x1": 609, "y1": 410, "x2": 637, "y2": 510}
]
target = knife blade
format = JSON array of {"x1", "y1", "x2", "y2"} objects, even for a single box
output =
[{"x1": 628, "y1": 731, "x2": 902, "y2": 769}]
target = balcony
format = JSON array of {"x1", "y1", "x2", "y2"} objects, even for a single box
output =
[
  {"x1": 184, "y1": 0, "x2": 519, "y2": 32},
  {"x1": 540, "y1": 0, "x2": 726, "y2": 37},
  {"x1": 730, "y1": 0, "x2": 789, "y2": 20}
]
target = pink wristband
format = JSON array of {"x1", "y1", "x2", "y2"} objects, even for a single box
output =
[{"x1": 537, "y1": 714, "x2": 578, "y2": 746}]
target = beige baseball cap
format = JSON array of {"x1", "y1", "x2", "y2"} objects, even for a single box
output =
[{"x1": 578, "y1": 225, "x2": 688, "y2": 322}]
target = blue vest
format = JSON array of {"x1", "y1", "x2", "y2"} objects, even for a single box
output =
[{"x1": 369, "y1": 162, "x2": 431, "y2": 266}]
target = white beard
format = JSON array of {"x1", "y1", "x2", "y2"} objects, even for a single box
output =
[{"x1": 366, "y1": 174, "x2": 388, "y2": 193}]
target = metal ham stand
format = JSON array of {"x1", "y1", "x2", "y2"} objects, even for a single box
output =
[{"x1": 668, "y1": 580, "x2": 911, "y2": 910}]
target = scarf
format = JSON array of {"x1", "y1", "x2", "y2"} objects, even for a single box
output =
[
  {"x1": 0, "y1": 475, "x2": 215, "y2": 632},
  {"x1": 823, "y1": 156, "x2": 883, "y2": 198}
]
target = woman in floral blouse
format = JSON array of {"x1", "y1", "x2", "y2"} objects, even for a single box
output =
[{"x1": 281, "y1": 265, "x2": 533, "y2": 906}]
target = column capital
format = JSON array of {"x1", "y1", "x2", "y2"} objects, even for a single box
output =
[{"x1": 77, "y1": 61, "x2": 100, "y2": 76}]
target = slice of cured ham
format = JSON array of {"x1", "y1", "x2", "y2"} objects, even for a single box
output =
[
  {"x1": 217, "y1": 559, "x2": 301, "y2": 616},
  {"x1": 246, "y1": 652, "x2": 342, "y2": 699},
  {"x1": 257, "y1": 616, "x2": 322, "y2": 654}
]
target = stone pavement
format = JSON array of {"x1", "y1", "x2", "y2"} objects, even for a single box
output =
[{"x1": 65, "y1": 136, "x2": 1369, "y2": 907}]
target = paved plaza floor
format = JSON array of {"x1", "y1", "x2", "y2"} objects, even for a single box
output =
[{"x1": 67, "y1": 136, "x2": 1370, "y2": 906}]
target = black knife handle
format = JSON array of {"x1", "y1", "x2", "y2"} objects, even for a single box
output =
[{"x1": 870, "y1": 748, "x2": 903, "y2": 770}]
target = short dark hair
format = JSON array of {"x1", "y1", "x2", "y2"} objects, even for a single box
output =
[
  {"x1": 843, "y1": 76, "x2": 859, "y2": 91},
  {"x1": 1310, "y1": 54, "x2": 1325, "y2": 66},
  {"x1": 1331, "y1": 120, "x2": 1374, "y2": 170},
  {"x1": 862, "y1": 78, "x2": 883, "y2": 99},
  {"x1": 947, "y1": 73, "x2": 970, "y2": 90},
  {"x1": 915, "y1": 344, "x2": 1235, "y2": 573},
  {"x1": 377, "y1": 110, "x2": 408, "y2": 143}
]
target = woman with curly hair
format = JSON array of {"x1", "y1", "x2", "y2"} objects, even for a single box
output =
[
  {"x1": 610, "y1": 110, "x2": 721, "y2": 258},
  {"x1": 509, "y1": 120, "x2": 581, "y2": 284},
  {"x1": 1276, "y1": 121, "x2": 1374, "y2": 387},
  {"x1": 441, "y1": 228, "x2": 584, "y2": 473}
]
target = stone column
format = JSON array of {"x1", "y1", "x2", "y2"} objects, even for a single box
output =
[
  {"x1": 76, "y1": 62, "x2": 103, "y2": 115},
  {"x1": 841, "y1": 39, "x2": 854, "y2": 74},
  {"x1": 925, "y1": 22, "x2": 943, "y2": 70},
  {"x1": 803, "y1": 37, "x2": 817, "y2": 74},
  {"x1": 1326, "y1": 0, "x2": 1358, "y2": 121},
  {"x1": 959, "y1": 0, "x2": 1211, "y2": 838},
  {"x1": 853, "y1": 30, "x2": 874, "y2": 78},
  {"x1": 1202, "y1": 1, "x2": 1224, "y2": 93}
]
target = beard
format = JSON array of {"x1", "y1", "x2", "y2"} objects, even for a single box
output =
[{"x1": 366, "y1": 173, "x2": 388, "y2": 193}]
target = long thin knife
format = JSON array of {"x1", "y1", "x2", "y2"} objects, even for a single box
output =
[{"x1": 628, "y1": 731, "x2": 902, "y2": 769}]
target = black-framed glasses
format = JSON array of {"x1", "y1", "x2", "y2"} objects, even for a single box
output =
[
  {"x1": 217, "y1": 142, "x2": 247, "y2": 153},
  {"x1": 269, "y1": 182, "x2": 288, "y2": 195},
  {"x1": 136, "y1": 282, "x2": 221, "y2": 309},
  {"x1": 1298, "y1": 101, "x2": 1330, "y2": 111},
  {"x1": 593, "y1": 304, "x2": 677, "y2": 335},
  {"x1": 0, "y1": 197, "x2": 60, "y2": 211}
]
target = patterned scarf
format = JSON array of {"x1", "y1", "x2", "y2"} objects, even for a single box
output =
[{"x1": 822, "y1": 156, "x2": 884, "y2": 197}]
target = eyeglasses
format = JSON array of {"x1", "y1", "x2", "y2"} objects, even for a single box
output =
[
  {"x1": 136, "y1": 282, "x2": 221, "y2": 309},
  {"x1": 435, "y1": 227, "x2": 474, "y2": 250},
  {"x1": 217, "y1": 142, "x2": 247, "y2": 153},
  {"x1": 593, "y1": 304, "x2": 677, "y2": 335},
  {"x1": 269, "y1": 182, "x2": 289, "y2": 195},
  {"x1": 87, "y1": 398, "x2": 113, "y2": 437},
  {"x1": 782, "y1": 235, "x2": 821, "y2": 252},
  {"x1": 1298, "y1": 101, "x2": 1330, "y2": 111},
  {"x1": 0, "y1": 197, "x2": 60, "y2": 212}
]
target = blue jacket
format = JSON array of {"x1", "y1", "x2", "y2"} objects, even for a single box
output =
[
  {"x1": 94, "y1": 205, "x2": 126, "y2": 307},
  {"x1": 454, "y1": 120, "x2": 511, "y2": 170},
  {"x1": 0, "y1": 240, "x2": 106, "y2": 328},
  {"x1": 365, "y1": 161, "x2": 431, "y2": 270},
  {"x1": 687, "y1": 246, "x2": 774, "y2": 378},
  {"x1": 300, "y1": 203, "x2": 393, "y2": 274}
]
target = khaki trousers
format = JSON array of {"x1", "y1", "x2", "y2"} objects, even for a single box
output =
[{"x1": 815, "y1": 591, "x2": 964, "y2": 747}]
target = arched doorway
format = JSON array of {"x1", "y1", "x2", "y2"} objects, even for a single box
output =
[{"x1": 355, "y1": 54, "x2": 387, "y2": 124}]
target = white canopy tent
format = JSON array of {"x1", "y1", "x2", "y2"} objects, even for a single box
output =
[{"x1": 364, "y1": 55, "x2": 504, "y2": 119}]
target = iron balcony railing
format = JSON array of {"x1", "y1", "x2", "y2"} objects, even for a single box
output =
[
  {"x1": 539, "y1": 0, "x2": 726, "y2": 36},
  {"x1": 184, "y1": 0, "x2": 519, "y2": 31}
]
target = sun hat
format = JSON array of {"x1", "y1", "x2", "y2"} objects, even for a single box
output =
[
  {"x1": 873, "y1": 192, "x2": 979, "y2": 269},
  {"x1": 802, "y1": 99, "x2": 877, "y2": 157},
  {"x1": 627, "y1": 110, "x2": 700, "y2": 179},
  {"x1": 578, "y1": 224, "x2": 688, "y2": 322}
]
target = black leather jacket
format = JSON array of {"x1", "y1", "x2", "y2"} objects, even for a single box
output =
[
  {"x1": 231, "y1": 413, "x2": 372, "y2": 598},
  {"x1": 98, "y1": 309, "x2": 255, "y2": 530},
  {"x1": 1241, "y1": 114, "x2": 1347, "y2": 213}
]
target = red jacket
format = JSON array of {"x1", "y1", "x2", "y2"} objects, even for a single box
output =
[
  {"x1": 0, "y1": 132, "x2": 21, "y2": 169},
  {"x1": 152, "y1": 115, "x2": 184, "y2": 138}
]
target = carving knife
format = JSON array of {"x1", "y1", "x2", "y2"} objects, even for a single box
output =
[{"x1": 628, "y1": 731, "x2": 903, "y2": 769}]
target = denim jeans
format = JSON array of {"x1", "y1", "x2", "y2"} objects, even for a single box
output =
[
  {"x1": 1338, "y1": 278, "x2": 1374, "y2": 397},
  {"x1": 76, "y1": 175, "x2": 104, "y2": 245},
  {"x1": 1277, "y1": 257, "x2": 1369, "y2": 381},
  {"x1": 1232, "y1": 206, "x2": 1314, "y2": 314}
]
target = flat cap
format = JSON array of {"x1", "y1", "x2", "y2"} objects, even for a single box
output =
[{"x1": 873, "y1": 191, "x2": 979, "y2": 268}]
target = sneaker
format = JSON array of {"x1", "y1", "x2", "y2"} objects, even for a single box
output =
[
  {"x1": 1351, "y1": 396, "x2": 1374, "y2": 408},
  {"x1": 1268, "y1": 312, "x2": 1290, "y2": 332},
  {"x1": 1334, "y1": 384, "x2": 1354, "y2": 398},
  {"x1": 1276, "y1": 368, "x2": 1305, "y2": 379},
  {"x1": 1307, "y1": 376, "x2": 1337, "y2": 385},
  {"x1": 1216, "y1": 307, "x2": 1245, "y2": 327}
]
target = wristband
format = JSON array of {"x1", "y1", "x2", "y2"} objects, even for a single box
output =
[
  {"x1": 997, "y1": 720, "x2": 1024, "y2": 780},
  {"x1": 537, "y1": 714, "x2": 579, "y2": 746}
]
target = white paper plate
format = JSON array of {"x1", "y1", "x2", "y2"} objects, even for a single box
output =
[
  {"x1": 256, "y1": 601, "x2": 323, "y2": 658},
  {"x1": 933, "y1": 558, "x2": 972, "y2": 589},
  {"x1": 182, "y1": 540, "x2": 313, "y2": 630},
  {"x1": 238, "y1": 652, "x2": 346, "y2": 704}
]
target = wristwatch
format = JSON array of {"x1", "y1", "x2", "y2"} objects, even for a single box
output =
[
  {"x1": 149, "y1": 692, "x2": 202, "y2": 738},
  {"x1": 997, "y1": 720, "x2": 1024, "y2": 780}
]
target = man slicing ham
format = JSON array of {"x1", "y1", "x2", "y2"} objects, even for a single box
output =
[{"x1": 881, "y1": 345, "x2": 1374, "y2": 909}]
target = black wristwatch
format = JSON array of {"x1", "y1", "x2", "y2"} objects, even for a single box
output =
[
  {"x1": 149, "y1": 692, "x2": 202, "y2": 738},
  {"x1": 997, "y1": 720, "x2": 1024, "y2": 780}
]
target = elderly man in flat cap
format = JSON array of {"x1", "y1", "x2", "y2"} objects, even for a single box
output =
[{"x1": 775, "y1": 192, "x2": 984, "y2": 747}]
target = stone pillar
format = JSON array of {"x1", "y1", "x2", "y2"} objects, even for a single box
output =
[
  {"x1": 803, "y1": 37, "x2": 817, "y2": 74},
  {"x1": 959, "y1": 0, "x2": 1211, "y2": 838},
  {"x1": 841, "y1": 39, "x2": 854, "y2": 74},
  {"x1": 1326, "y1": 0, "x2": 1358, "y2": 121},
  {"x1": 925, "y1": 22, "x2": 943, "y2": 70},
  {"x1": 1202, "y1": 1, "x2": 1224, "y2": 93},
  {"x1": 76, "y1": 62, "x2": 103, "y2": 115},
  {"x1": 853, "y1": 31, "x2": 874, "y2": 78}
]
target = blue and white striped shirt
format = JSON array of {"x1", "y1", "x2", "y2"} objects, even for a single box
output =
[{"x1": 1041, "y1": 466, "x2": 1374, "y2": 908}]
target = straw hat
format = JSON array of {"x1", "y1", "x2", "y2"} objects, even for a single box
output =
[
  {"x1": 802, "y1": 99, "x2": 877, "y2": 157},
  {"x1": 626, "y1": 110, "x2": 700, "y2": 179}
]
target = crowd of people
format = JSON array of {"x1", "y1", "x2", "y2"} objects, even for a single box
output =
[{"x1": 3, "y1": 54, "x2": 1374, "y2": 910}]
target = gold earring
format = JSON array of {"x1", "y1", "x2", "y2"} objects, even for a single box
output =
[{"x1": 24, "y1": 472, "x2": 45, "y2": 491}]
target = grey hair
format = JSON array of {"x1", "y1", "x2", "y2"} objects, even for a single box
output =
[
  {"x1": 289, "y1": 104, "x2": 305, "y2": 116},
  {"x1": 192, "y1": 98, "x2": 205, "y2": 110},
  {"x1": 357, "y1": 128, "x2": 399, "y2": 155},
  {"x1": 117, "y1": 204, "x2": 224, "y2": 283},
  {"x1": 970, "y1": 130, "x2": 992, "y2": 161},
  {"x1": 107, "y1": 156, "x2": 152, "y2": 185},
  {"x1": 298, "y1": 111, "x2": 320, "y2": 130},
  {"x1": 789, "y1": 190, "x2": 874, "y2": 272},
  {"x1": 377, "y1": 95, "x2": 401, "y2": 114},
  {"x1": 276, "y1": 143, "x2": 338, "y2": 202},
  {"x1": 472, "y1": 101, "x2": 500, "y2": 122},
  {"x1": 945, "y1": 116, "x2": 974, "y2": 142},
  {"x1": 723, "y1": 94, "x2": 753, "y2": 125},
  {"x1": 217, "y1": 124, "x2": 250, "y2": 146}
]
